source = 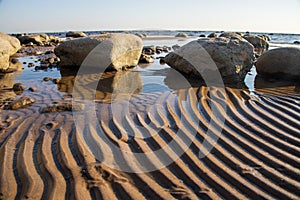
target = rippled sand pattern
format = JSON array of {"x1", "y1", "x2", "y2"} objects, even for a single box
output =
[{"x1": 0, "y1": 80, "x2": 299, "y2": 200}]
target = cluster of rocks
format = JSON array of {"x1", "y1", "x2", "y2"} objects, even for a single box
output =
[
  {"x1": 165, "y1": 31, "x2": 300, "y2": 83},
  {"x1": 41, "y1": 101, "x2": 84, "y2": 113},
  {"x1": 0, "y1": 96, "x2": 35, "y2": 110},
  {"x1": 139, "y1": 45, "x2": 172, "y2": 64},
  {"x1": 16, "y1": 33, "x2": 62, "y2": 46}
]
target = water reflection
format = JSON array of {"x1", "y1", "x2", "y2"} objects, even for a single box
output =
[
  {"x1": 59, "y1": 68, "x2": 143, "y2": 103},
  {"x1": 0, "y1": 72, "x2": 22, "y2": 100}
]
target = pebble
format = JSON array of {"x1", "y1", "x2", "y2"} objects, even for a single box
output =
[
  {"x1": 43, "y1": 77, "x2": 52, "y2": 82},
  {"x1": 28, "y1": 87, "x2": 36, "y2": 92}
]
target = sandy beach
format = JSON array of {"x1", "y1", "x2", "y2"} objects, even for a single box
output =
[{"x1": 0, "y1": 32, "x2": 300, "y2": 200}]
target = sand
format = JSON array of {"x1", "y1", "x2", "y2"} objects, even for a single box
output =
[{"x1": 0, "y1": 71, "x2": 299, "y2": 200}]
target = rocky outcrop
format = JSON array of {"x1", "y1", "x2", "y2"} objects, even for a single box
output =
[
  {"x1": 54, "y1": 33, "x2": 143, "y2": 70},
  {"x1": 164, "y1": 37, "x2": 255, "y2": 84},
  {"x1": 17, "y1": 34, "x2": 50, "y2": 45},
  {"x1": 243, "y1": 34, "x2": 269, "y2": 55},
  {"x1": 256, "y1": 47, "x2": 300, "y2": 79},
  {"x1": 66, "y1": 31, "x2": 87, "y2": 38},
  {"x1": 0, "y1": 33, "x2": 21, "y2": 72}
]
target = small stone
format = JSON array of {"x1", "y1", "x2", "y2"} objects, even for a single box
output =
[
  {"x1": 23, "y1": 62, "x2": 27, "y2": 64},
  {"x1": 13, "y1": 83, "x2": 25, "y2": 92},
  {"x1": 43, "y1": 77, "x2": 52, "y2": 82},
  {"x1": 294, "y1": 41, "x2": 300, "y2": 45},
  {"x1": 48, "y1": 58, "x2": 55, "y2": 64},
  {"x1": 159, "y1": 58, "x2": 166, "y2": 65},
  {"x1": 28, "y1": 87, "x2": 36, "y2": 92},
  {"x1": 28, "y1": 63, "x2": 35, "y2": 67},
  {"x1": 10, "y1": 58, "x2": 19, "y2": 64},
  {"x1": 44, "y1": 50, "x2": 54, "y2": 54},
  {"x1": 139, "y1": 54, "x2": 155, "y2": 63},
  {"x1": 52, "y1": 78, "x2": 61, "y2": 84},
  {"x1": 207, "y1": 32, "x2": 218, "y2": 38}
]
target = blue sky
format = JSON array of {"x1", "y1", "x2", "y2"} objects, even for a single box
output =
[{"x1": 0, "y1": 0, "x2": 300, "y2": 33}]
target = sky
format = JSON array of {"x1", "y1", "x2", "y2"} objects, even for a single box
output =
[{"x1": 0, "y1": 0, "x2": 300, "y2": 34}]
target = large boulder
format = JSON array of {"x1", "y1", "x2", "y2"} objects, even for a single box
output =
[
  {"x1": 243, "y1": 34, "x2": 269, "y2": 55},
  {"x1": 256, "y1": 47, "x2": 300, "y2": 79},
  {"x1": 54, "y1": 33, "x2": 143, "y2": 70},
  {"x1": 17, "y1": 34, "x2": 49, "y2": 45},
  {"x1": 66, "y1": 31, "x2": 87, "y2": 38},
  {"x1": 164, "y1": 37, "x2": 255, "y2": 84},
  {"x1": 0, "y1": 33, "x2": 21, "y2": 71}
]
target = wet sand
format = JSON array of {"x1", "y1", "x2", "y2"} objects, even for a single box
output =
[{"x1": 0, "y1": 71, "x2": 299, "y2": 199}]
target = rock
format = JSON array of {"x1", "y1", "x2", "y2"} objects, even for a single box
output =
[
  {"x1": 243, "y1": 34, "x2": 269, "y2": 55},
  {"x1": 47, "y1": 57, "x2": 55, "y2": 65},
  {"x1": 41, "y1": 102, "x2": 84, "y2": 113},
  {"x1": 156, "y1": 46, "x2": 171, "y2": 53},
  {"x1": 52, "y1": 78, "x2": 61, "y2": 84},
  {"x1": 294, "y1": 41, "x2": 300, "y2": 45},
  {"x1": 54, "y1": 33, "x2": 143, "y2": 70},
  {"x1": 256, "y1": 47, "x2": 300, "y2": 79},
  {"x1": 143, "y1": 46, "x2": 156, "y2": 55},
  {"x1": 49, "y1": 35, "x2": 61, "y2": 44},
  {"x1": 28, "y1": 63, "x2": 35, "y2": 67},
  {"x1": 175, "y1": 32, "x2": 189, "y2": 38},
  {"x1": 159, "y1": 58, "x2": 166, "y2": 65},
  {"x1": 10, "y1": 58, "x2": 18, "y2": 64},
  {"x1": 28, "y1": 87, "x2": 36, "y2": 92},
  {"x1": 139, "y1": 54, "x2": 155, "y2": 63},
  {"x1": 207, "y1": 33, "x2": 218, "y2": 38},
  {"x1": 66, "y1": 31, "x2": 87, "y2": 38},
  {"x1": 43, "y1": 77, "x2": 53, "y2": 82},
  {"x1": 0, "y1": 33, "x2": 22, "y2": 71},
  {"x1": 135, "y1": 33, "x2": 147, "y2": 38},
  {"x1": 172, "y1": 44, "x2": 181, "y2": 51},
  {"x1": 18, "y1": 34, "x2": 49, "y2": 45},
  {"x1": 45, "y1": 50, "x2": 54, "y2": 54},
  {"x1": 219, "y1": 32, "x2": 244, "y2": 39},
  {"x1": 199, "y1": 34, "x2": 206, "y2": 37},
  {"x1": 9, "y1": 96, "x2": 35, "y2": 110},
  {"x1": 164, "y1": 37, "x2": 255, "y2": 84},
  {"x1": 13, "y1": 83, "x2": 25, "y2": 92}
]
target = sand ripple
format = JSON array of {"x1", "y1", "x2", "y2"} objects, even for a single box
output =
[{"x1": 0, "y1": 82, "x2": 299, "y2": 199}]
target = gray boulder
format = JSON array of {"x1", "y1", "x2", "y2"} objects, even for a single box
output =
[
  {"x1": 0, "y1": 33, "x2": 21, "y2": 71},
  {"x1": 54, "y1": 33, "x2": 143, "y2": 70},
  {"x1": 66, "y1": 31, "x2": 87, "y2": 38},
  {"x1": 164, "y1": 37, "x2": 255, "y2": 83},
  {"x1": 256, "y1": 47, "x2": 300, "y2": 79},
  {"x1": 243, "y1": 34, "x2": 269, "y2": 55}
]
